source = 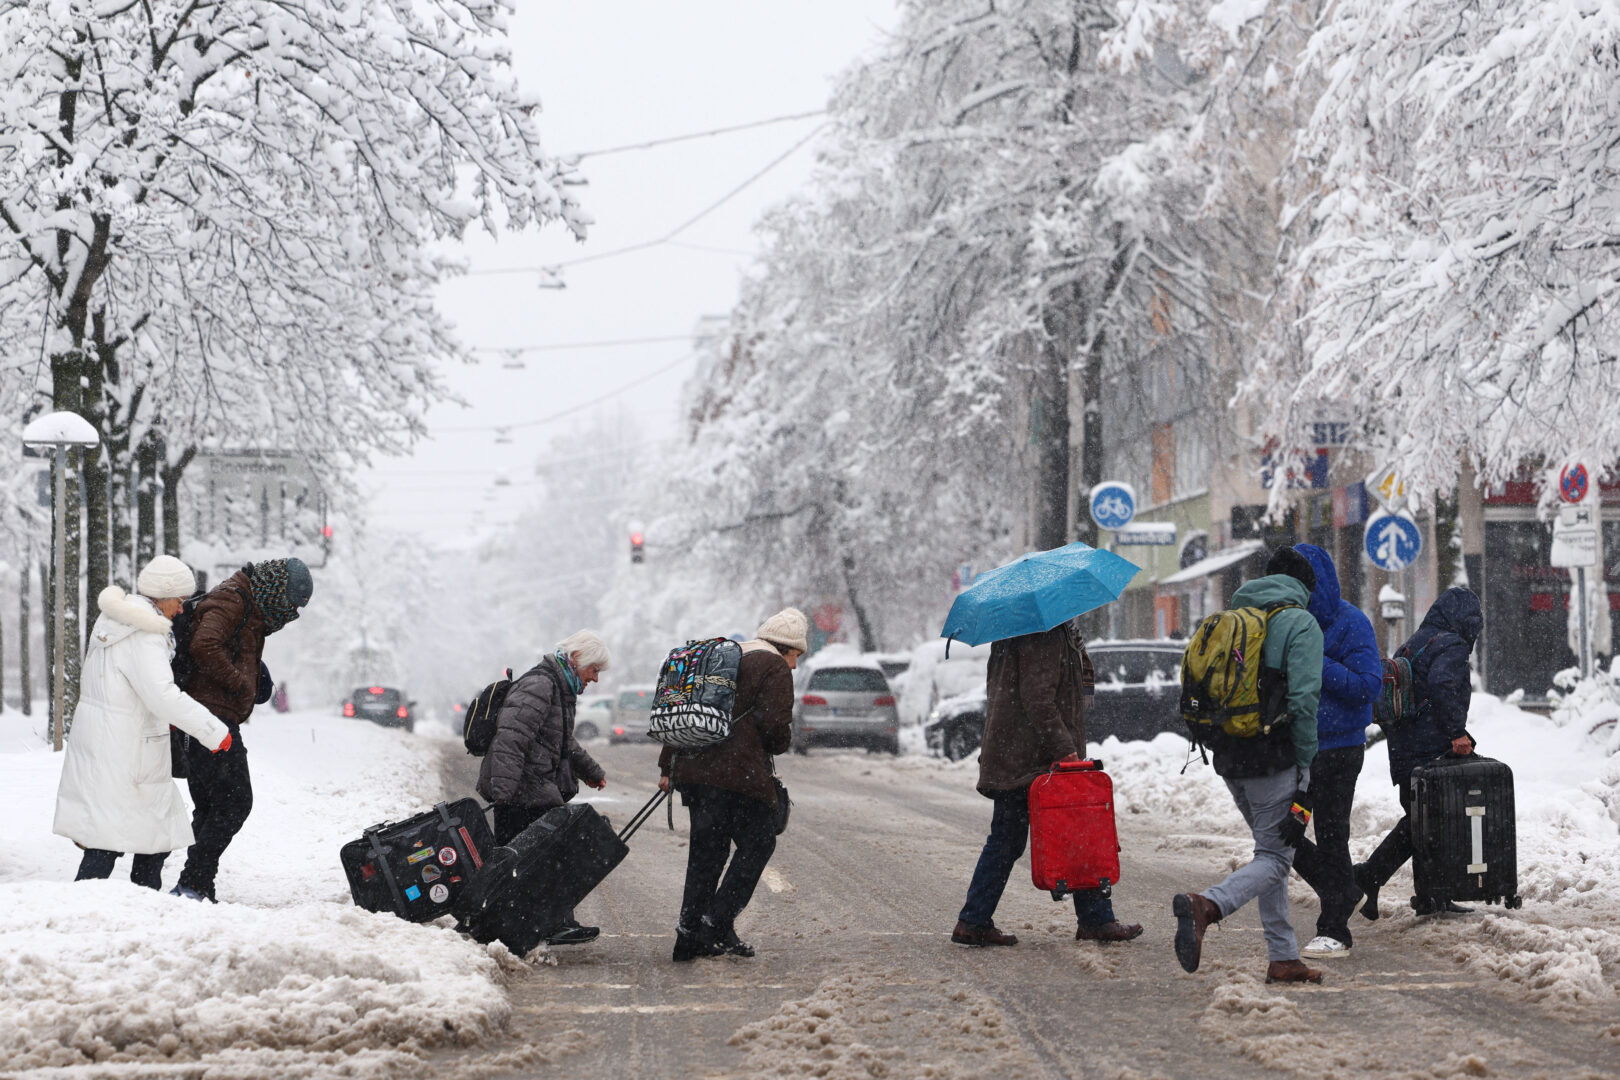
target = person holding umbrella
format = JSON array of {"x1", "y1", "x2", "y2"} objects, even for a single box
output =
[{"x1": 943, "y1": 542, "x2": 1144, "y2": 947}]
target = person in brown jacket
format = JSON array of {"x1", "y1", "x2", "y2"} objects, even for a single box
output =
[
  {"x1": 952, "y1": 619, "x2": 1143, "y2": 946},
  {"x1": 173, "y1": 558, "x2": 313, "y2": 902},
  {"x1": 658, "y1": 608, "x2": 800, "y2": 962}
]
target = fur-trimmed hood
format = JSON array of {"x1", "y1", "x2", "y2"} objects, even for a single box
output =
[{"x1": 91, "y1": 585, "x2": 173, "y2": 648}]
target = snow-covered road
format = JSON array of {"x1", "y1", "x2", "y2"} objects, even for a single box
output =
[
  {"x1": 3, "y1": 695, "x2": 1617, "y2": 1078},
  {"x1": 439, "y1": 702, "x2": 1620, "y2": 1080}
]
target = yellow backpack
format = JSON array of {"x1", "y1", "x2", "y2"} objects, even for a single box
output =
[{"x1": 1179, "y1": 603, "x2": 1298, "y2": 743}]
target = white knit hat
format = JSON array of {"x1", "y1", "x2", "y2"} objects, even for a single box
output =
[
  {"x1": 755, "y1": 607, "x2": 809, "y2": 653},
  {"x1": 136, "y1": 555, "x2": 197, "y2": 600}
]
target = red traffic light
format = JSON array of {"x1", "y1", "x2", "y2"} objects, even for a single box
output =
[
  {"x1": 321, "y1": 525, "x2": 333, "y2": 539},
  {"x1": 629, "y1": 531, "x2": 644, "y2": 546}
]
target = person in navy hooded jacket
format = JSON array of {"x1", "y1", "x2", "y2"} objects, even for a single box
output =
[
  {"x1": 1287, "y1": 544, "x2": 1382, "y2": 958},
  {"x1": 1355, "y1": 587, "x2": 1481, "y2": 918}
]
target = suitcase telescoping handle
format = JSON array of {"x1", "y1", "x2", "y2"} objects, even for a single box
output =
[
  {"x1": 1048, "y1": 758, "x2": 1104, "y2": 773},
  {"x1": 617, "y1": 788, "x2": 672, "y2": 843}
]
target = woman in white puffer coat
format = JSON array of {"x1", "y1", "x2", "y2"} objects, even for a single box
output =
[{"x1": 53, "y1": 556, "x2": 232, "y2": 889}]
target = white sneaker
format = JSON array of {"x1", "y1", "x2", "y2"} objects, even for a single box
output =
[{"x1": 1301, "y1": 935, "x2": 1350, "y2": 959}]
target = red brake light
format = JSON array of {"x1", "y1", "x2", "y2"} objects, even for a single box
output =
[
  {"x1": 614, "y1": 726, "x2": 625, "y2": 736},
  {"x1": 369, "y1": 687, "x2": 385, "y2": 695},
  {"x1": 802, "y1": 694, "x2": 827, "y2": 706},
  {"x1": 874, "y1": 695, "x2": 896, "y2": 707},
  {"x1": 343, "y1": 703, "x2": 355, "y2": 717},
  {"x1": 397, "y1": 706, "x2": 409, "y2": 718}
]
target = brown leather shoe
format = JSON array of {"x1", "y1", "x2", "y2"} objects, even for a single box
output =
[
  {"x1": 1265, "y1": 959, "x2": 1325, "y2": 984},
  {"x1": 951, "y1": 920, "x2": 1018, "y2": 947},
  {"x1": 1172, "y1": 892, "x2": 1221, "y2": 973},
  {"x1": 1075, "y1": 920, "x2": 1144, "y2": 942}
]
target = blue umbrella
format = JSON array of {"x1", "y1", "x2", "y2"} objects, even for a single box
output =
[{"x1": 941, "y1": 542, "x2": 1141, "y2": 647}]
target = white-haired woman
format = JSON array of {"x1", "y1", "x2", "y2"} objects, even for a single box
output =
[
  {"x1": 54, "y1": 556, "x2": 232, "y2": 889},
  {"x1": 477, "y1": 629, "x2": 610, "y2": 945}
]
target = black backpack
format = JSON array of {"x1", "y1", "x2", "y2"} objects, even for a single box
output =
[{"x1": 462, "y1": 668, "x2": 514, "y2": 756}]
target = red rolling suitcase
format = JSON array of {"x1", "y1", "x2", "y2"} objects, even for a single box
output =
[{"x1": 1028, "y1": 759, "x2": 1120, "y2": 900}]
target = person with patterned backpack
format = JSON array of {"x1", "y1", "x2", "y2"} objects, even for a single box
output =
[
  {"x1": 1172, "y1": 546, "x2": 1326, "y2": 984},
  {"x1": 658, "y1": 608, "x2": 801, "y2": 962}
]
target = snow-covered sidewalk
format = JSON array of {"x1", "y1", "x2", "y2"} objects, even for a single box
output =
[{"x1": 0, "y1": 708, "x2": 524, "y2": 1077}]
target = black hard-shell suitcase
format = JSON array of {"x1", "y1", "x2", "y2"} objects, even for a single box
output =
[
  {"x1": 340, "y1": 798, "x2": 496, "y2": 922},
  {"x1": 455, "y1": 790, "x2": 668, "y2": 954},
  {"x1": 1410, "y1": 753, "x2": 1522, "y2": 909}
]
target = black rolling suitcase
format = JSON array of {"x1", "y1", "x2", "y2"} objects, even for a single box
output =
[
  {"x1": 340, "y1": 798, "x2": 496, "y2": 923},
  {"x1": 455, "y1": 790, "x2": 669, "y2": 954},
  {"x1": 1410, "y1": 753, "x2": 1522, "y2": 909}
]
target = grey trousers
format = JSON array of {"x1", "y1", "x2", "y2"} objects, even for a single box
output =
[{"x1": 1204, "y1": 768, "x2": 1299, "y2": 963}]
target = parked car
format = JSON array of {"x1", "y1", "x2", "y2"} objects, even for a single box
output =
[
  {"x1": 1088, "y1": 640, "x2": 1183, "y2": 742},
  {"x1": 922, "y1": 688, "x2": 987, "y2": 761},
  {"x1": 576, "y1": 693, "x2": 613, "y2": 741},
  {"x1": 896, "y1": 638, "x2": 993, "y2": 727},
  {"x1": 922, "y1": 640, "x2": 1185, "y2": 760},
  {"x1": 863, "y1": 652, "x2": 913, "y2": 698},
  {"x1": 793, "y1": 663, "x2": 900, "y2": 754},
  {"x1": 610, "y1": 685, "x2": 657, "y2": 743},
  {"x1": 343, "y1": 685, "x2": 415, "y2": 732}
]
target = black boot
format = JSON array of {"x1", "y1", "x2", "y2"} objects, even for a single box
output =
[
  {"x1": 1352, "y1": 863, "x2": 1379, "y2": 921},
  {"x1": 672, "y1": 927, "x2": 723, "y2": 963}
]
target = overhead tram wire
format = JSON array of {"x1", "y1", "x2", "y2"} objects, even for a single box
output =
[
  {"x1": 468, "y1": 334, "x2": 693, "y2": 354},
  {"x1": 567, "y1": 109, "x2": 825, "y2": 159},
  {"x1": 432, "y1": 351, "x2": 696, "y2": 434},
  {"x1": 466, "y1": 123, "x2": 827, "y2": 278}
]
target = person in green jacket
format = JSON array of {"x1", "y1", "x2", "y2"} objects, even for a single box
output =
[{"x1": 1172, "y1": 547, "x2": 1326, "y2": 984}]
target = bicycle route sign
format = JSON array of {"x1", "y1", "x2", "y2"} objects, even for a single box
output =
[{"x1": 1089, "y1": 482, "x2": 1137, "y2": 531}]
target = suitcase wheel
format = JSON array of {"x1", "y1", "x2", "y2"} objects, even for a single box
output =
[
  {"x1": 1050, "y1": 880, "x2": 1070, "y2": 902},
  {"x1": 1507, "y1": 895, "x2": 1523, "y2": 910}
]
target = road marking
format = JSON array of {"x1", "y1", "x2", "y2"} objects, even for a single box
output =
[
  {"x1": 1303, "y1": 982, "x2": 1481, "y2": 993},
  {"x1": 760, "y1": 867, "x2": 794, "y2": 893},
  {"x1": 520, "y1": 1003, "x2": 747, "y2": 1015}
]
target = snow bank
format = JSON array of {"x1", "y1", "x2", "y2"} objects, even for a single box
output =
[
  {"x1": 0, "y1": 707, "x2": 518, "y2": 1075},
  {"x1": 0, "y1": 882, "x2": 508, "y2": 1074}
]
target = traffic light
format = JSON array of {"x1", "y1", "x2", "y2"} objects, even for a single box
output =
[{"x1": 630, "y1": 530, "x2": 645, "y2": 564}]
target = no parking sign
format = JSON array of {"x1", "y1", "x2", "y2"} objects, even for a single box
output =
[{"x1": 1560, "y1": 463, "x2": 1590, "y2": 504}]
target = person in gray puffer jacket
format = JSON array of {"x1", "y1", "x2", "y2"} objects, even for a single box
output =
[{"x1": 476, "y1": 630, "x2": 609, "y2": 945}]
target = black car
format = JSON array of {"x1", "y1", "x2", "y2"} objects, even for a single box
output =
[
  {"x1": 922, "y1": 689, "x2": 987, "y2": 761},
  {"x1": 344, "y1": 686, "x2": 415, "y2": 732},
  {"x1": 923, "y1": 640, "x2": 1184, "y2": 761}
]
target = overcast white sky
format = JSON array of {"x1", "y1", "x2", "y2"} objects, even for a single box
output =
[{"x1": 359, "y1": 1, "x2": 896, "y2": 544}]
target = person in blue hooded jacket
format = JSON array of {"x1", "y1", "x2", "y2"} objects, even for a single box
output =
[
  {"x1": 1355, "y1": 586, "x2": 1481, "y2": 918},
  {"x1": 1287, "y1": 544, "x2": 1382, "y2": 958}
]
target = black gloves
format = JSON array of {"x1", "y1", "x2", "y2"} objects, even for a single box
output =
[{"x1": 1278, "y1": 790, "x2": 1312, "y2": 848}]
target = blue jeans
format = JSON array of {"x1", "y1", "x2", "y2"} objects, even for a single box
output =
[
  {"x1": 1204, "y1": 769, "x2": 1299, "y2": 962},
  {"x1": 958, "y1": 790, "x2": 1115, "y2": 928}
]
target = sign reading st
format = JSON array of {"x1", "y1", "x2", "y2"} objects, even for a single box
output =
[
  {"x1": 1364, "y1": 509, "x2": 1423, "y2": 572},
  {"x1": 1088, "y1": 482, "x2": 1136, "y2": 531}
]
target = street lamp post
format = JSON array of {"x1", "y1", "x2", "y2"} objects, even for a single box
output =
[{"x1": 22, "y1": 411, "x2": 100, "y2": 751}]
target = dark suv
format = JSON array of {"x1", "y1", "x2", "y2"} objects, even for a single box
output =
[
  {"x1": 923, "y1": 640, "x2": 1184, "y2": 760},
  {"x1": 344, "y1": 686, "x2": 414, "y2": 732}
]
